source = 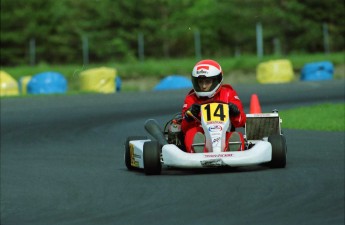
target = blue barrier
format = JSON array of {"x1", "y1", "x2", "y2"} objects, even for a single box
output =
[
  {"x1": 301, "y1": 61, "x2": 334, "y2": 81},
  {"x1": 116, "y1": 76, "x2": 122, "y2": 92},
  {"x1": 154, "y1": 75, "x2": 192, "y2": 91},
  {"x1": 28, "y1": 72, "x2": 67, "y2": 94}
]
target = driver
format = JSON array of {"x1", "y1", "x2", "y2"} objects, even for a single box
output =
[{"x1": 181, "y1": 59, "x2": 246, "y2": 153}]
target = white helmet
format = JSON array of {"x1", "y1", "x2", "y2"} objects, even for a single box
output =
[{"x1": 191, "y1": 59, "x2": 223, "y2": 98}]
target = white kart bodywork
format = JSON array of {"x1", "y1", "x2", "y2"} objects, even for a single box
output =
[
  {"x1": 162, "y1": 141, "x2": 271, "y2": 168},
  {"x1": 128, "y1": 139, "x2": 271, "y2": 169}
]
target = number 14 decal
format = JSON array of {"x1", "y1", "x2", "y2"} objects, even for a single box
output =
[{"x1": 202, "y1": 103, "x2": 229, "y2": 122}]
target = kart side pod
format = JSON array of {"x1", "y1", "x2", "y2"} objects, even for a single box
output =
[
  {"x1": 144, "y1": 119, "x2": 167, "y2": 146},
  {"x1": 245, "y1": 112, "x2": 287, "y2": 168}
]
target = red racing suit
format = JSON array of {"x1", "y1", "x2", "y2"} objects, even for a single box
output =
[{"x1": 181, "y1": 84, "x2": 246, "y2": 153}]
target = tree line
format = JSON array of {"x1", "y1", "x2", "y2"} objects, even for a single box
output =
[{"x1": 1, "y1": 0, "x2": 344, "y2": 66}]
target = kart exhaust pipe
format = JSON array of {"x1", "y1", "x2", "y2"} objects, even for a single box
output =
[{"x1": 144, "y1": 119, "x2": 168, "y2": 146}]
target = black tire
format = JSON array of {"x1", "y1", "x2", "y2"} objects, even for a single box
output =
[
  {"x1": 143, "y1": 141, "x2": 162, "y2": 175},
  {"x1": 124, "y1": 136, "x2": 147, "y2": 170},
  {"x1": 268, "y1": 134, "x2": 287, "y2": 168}
]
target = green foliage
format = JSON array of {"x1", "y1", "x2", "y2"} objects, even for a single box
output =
[
  {"x1": 1, "y1": 0, "x2": 344, "y2": 65},
  {"x1": 279, "y1": 103, "x2": 345, "y2": 131}
]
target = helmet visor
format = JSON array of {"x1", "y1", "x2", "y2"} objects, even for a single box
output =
[{"x1": 192, "y1": 74, "x2": 222, "y2": 93}]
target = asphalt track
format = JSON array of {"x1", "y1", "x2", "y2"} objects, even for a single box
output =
[{"x1": 1, "y1": 80, "x2": 344, "y2": 225}]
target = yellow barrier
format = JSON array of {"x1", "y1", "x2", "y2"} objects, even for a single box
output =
[
  {"x1": 256, "y1": 59, "x2": 294, "y2": 83},
  {"x1": 19, "y1": 76, "x2": 32, "y2": 94},
  {"x1": 0, "y1": 70, "x2": 19, "y2": 96},
  {"x1": 79, "y1": 67, "x2": 117, "y2": 93}
]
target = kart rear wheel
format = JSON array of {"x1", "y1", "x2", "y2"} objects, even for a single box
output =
[
  {"x1": 143, "y1": 141, "x2": 162, "y2": 175},
  {"x1": 268, "y1": 134, "x2": 287, "y2": 168},
  {"x1": 124, "y1": 136, "x2": 147, "y2": 170}
]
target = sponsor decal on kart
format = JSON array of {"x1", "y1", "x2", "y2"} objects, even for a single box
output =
[
  {"x1": 134, "y1": 153, "x2": 141, "y2": 159},
  {"x1": 208, "y1": 125, "x2": 222, "y2": 132},
  {"x1": 131, "y1": 160, "x2": 139, "y2": 167},
  {"x1": 129, "y1": 144, "x2": 139, "y2": 168},
  {"x1": 213, "y1": 137, "x2": 220, "y2": 142},
  {"x1": 200, "y1": 159, "x2": 226, "y2": 167},
  {"x1": 247, "y1": 113, "x2": 278, "y2": 117},
  {"x1": 206, "y1": 121, "x2": 223, "y2": 125},
  {"x1": 212, "y1": 137, "x2": 221, "y2": 147},
  {"x1": 204, "y1": 153, "x2": 233, "y2": 158}
]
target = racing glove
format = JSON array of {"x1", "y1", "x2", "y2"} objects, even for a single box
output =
[
  {"x1": 185, "y1": 104, "x2": 200, "y2": 121},
  {"x1": 228, "y1": 103, "x2": 240, "y2": 116}
]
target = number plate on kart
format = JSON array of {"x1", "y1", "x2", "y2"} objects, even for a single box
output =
[{"x1": 201, "y1": 103, "x2": 229, "y2": 123}]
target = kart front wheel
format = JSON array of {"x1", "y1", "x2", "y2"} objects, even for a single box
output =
[
  {"x1": 143, "y1": 141, "x2": 162, "y2": 175},
  {"x1": 124, "y1": 136, "x2": 147, "y2": 170},
  {"x1": 268, "y1": 134, "x2": 287, "y2": 168}
]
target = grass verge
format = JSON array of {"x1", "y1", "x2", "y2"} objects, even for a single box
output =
[{"x1": 279, "y1": 103, "x2": 345, "y2": 131}]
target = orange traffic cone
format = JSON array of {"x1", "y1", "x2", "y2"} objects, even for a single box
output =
[{"x1": 250, "y1": 94, "x2": 262, "y2": 114}]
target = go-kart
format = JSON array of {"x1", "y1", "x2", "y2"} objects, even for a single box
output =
[{"x1": 124, "y1": 102, "x2": 287, "y2": 175}]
